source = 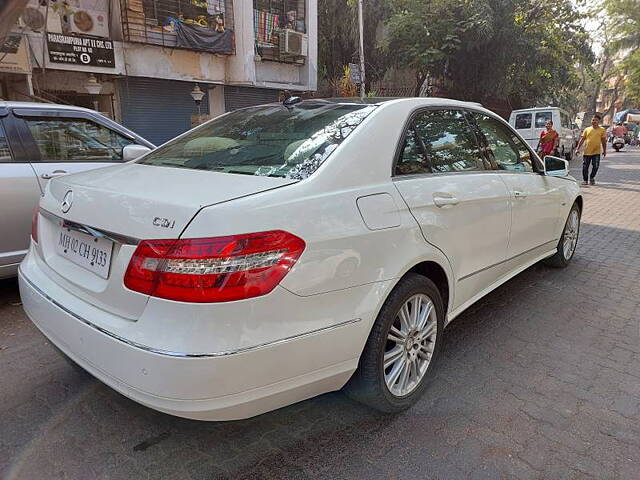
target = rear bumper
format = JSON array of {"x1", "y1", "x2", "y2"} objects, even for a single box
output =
[{"x1": 19, "y1": 260, "x2": 386, "y2": 420}]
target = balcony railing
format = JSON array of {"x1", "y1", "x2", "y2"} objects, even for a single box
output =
[
  {"x1": 120, "y1": 0, "x2": 235, "y2": 54},
  {"x1": 253, "y1": 0, "x2": 306, "y2": 64}
]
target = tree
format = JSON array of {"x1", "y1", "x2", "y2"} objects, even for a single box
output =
[
  {"x1": 318, "y1": 0, "x2": 390, "y2": 93},
  {"x1": 384, "y1": 0, "x2": 594, "y2": 108},
  {"x1": 606, "y1": 0, "x2": 640, "y2": 103},
  {"x1": 624, "y1": 51, "x2": 640, "y2": 102}
]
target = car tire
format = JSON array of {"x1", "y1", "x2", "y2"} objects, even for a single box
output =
[
  {"x1": 544, "y1": 202, "x2": 581, "y2": 268},
  {"x1": 344, "y1": 273, "x2": 444, "y2": 412}
]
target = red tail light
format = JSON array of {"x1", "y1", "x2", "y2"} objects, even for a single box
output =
[
  {"x1": 124, "y1": 230, "x2": 305, "y2": 302},
  {"x1": 31, "y1": 207, "x2": 39, "y2": 243}
]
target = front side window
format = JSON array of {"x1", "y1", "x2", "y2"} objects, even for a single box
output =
[
  {"x1": 473, "y1": 113, "x2": 533, "y2": 172},
  {"x1": 0, "y1": 122, "x2": 12, "y2": 162},
  {"x1": 535, "y1": 111, "x2": 553, "y2": 128},
  {"x1": 515, "y1": 113, "x2": 532, "y2": 129},
  {"x1": 411, "y1": 109, "x2": 486, "y2": 173},
  {"x1": 138, "y1": 103, "x2": 376, "y2": 179},
  {"x1": 25, "y1": 118, "x2": 133, "y2": 162}
]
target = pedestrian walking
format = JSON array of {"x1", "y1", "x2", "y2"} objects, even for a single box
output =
[
  {"x1": 537, "y1": 119, "x2": 560, "y2": 159},
  {"x1": 576, "y1": 114, "x2": 607, "y2": 186},
  {"x1": 612, "y1": 122, "x2": 626, "y2": 140}
]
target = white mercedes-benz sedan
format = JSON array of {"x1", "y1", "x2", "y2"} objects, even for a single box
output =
[{"x1": 19, "y1": 98, "x2": 582, "y2": 420}]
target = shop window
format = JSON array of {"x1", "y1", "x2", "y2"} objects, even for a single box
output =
[
  {"x1": 253, "y1": 0, "x2": 306, "y2": 64},
  {"x1": 120, "y1": 0, "x2": 234, "y2": 54}
]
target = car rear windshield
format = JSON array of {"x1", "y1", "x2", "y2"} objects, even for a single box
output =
[{"x1": 138, "y1": 102, "x2": 377, "y2": 179}]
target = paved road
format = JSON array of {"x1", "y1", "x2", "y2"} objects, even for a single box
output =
[{"x1": 2, "y1": 149, "x2": 640, "y2": 479}]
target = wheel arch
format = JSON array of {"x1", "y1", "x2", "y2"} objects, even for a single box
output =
[
  {"x1": 574, "y1": 194, "x2": 583, "y2": 213},
  {"x1": 365, "y1": 255, "x2": 454, "y2": 337},
  {"x1": 403, "y1": 260, "x2": 451, "y2": 315}
]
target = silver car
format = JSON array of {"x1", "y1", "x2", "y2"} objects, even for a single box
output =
[{"x1": 0, "y1": 102, "x2": 153, "y2": 279}]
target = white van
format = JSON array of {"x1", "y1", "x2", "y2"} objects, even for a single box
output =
[{"x1": 509, "y1": 107, "x2": 577, "y2": 160}]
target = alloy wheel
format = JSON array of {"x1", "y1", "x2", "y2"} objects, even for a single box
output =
[
  {"x1": 384, "y1": 293, "x2": 438, "y2": 397},
  {"x1": 563, "y1": 209, "x2": 580, "y2": 260}
]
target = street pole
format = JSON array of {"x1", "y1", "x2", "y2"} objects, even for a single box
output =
[{"x1": 358, "y1": 0, "x2": 365, "y2": 99}]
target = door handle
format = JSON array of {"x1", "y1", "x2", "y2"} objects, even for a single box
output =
[
  {"x1": 514, "y1": 190, "x2": 527, "y2": 199},
  {"x1": 433, "y1": 194, "x2": 459, "y2": 207},
  {"x1": 41, "y1": 170, "x2": 67, "y2": 179}
]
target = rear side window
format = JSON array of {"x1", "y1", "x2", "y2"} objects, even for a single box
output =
[
  {"x1": 396, "y1": 126, "x2": 431, "y2": 175},
  {"x1": 514, "y1": 114, "x2": 532, "y2": 129},
  {"x1": 0, "y1": 122, "x2": 12, "y2": 162},
  {"x1": 412, "y1": 109, "x2": 485, "y2": 173},
  {"x1": 474, "y1": 113, "x2": 533, "y2": 172},
  {"x1": 535, "y1": 111, "x2": 553, "y2": 128},
  {"x1": 25, "y1": 117, "x2": 133, "y2": 162}
]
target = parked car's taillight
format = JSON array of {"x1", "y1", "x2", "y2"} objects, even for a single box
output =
[
  {"x1": 31, "y1": 207, "x2": 39, "y2": 243},
  {"x1": 124, "y1": 230, "x2": 305, "y2": 302}
]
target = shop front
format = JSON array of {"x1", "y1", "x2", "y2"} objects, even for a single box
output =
[
  {"x1": 223, "y1": 85, "x2": 279, "y2": 111},
  {"x1": 118, "y1": 77, "x2": 212, "y2": 145},
  {"x1": 13, "y1": 0, "x2": 126, "y2": 117},
  {"x1": 31, "y1": 69, "x2": 120, "y2": 119}
]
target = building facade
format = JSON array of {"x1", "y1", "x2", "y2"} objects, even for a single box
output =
[{"x1": 0, "y1": 0, "x2": 318, "y2": 144}]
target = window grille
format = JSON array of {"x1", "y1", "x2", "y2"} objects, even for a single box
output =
[
  {"x1": 253, "y1": 0, "x2": 306, "y2": 64},
  {"x1": 120, "y1": 0, "x2": 234, "y2": 53}
]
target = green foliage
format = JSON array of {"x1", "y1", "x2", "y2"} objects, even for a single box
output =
[
  {"x1": 384, "y1": 0, "x2": 594, "y2": 108},
  {"x1": 606, "y1": 0, "x2": 640, "y2": 51},
  {"x1": 606, "y1": 0, "x2": 640, "y2": 103},
  {"x1": 623, "y1": 51, "x2": 640, "y2": 102},
  {"x1": 318, "y1": 0, "x2": 390, "y2": 88}
]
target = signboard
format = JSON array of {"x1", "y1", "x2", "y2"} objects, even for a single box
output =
[
  {"x1": 47, "y1": 32, "x2": 115, "y2": 67},
  {"x1": 0, "y1": 33, "x2": 31, "y2": 74},
  {"x1": 348, "y1": 63, "x2": 361, "y2": 84}
]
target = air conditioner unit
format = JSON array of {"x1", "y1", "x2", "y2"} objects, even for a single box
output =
[{"x1": 278, "y1": 29, "x2": 307, "y2": 57}]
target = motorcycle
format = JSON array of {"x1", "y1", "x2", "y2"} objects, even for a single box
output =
[{"x1": 613, "y1": 137, "x2": 625, "y2": 152}]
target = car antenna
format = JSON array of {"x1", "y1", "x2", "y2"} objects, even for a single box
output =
[{"x1": 282, "y1": 90, "x2": 302, "y2": 109}]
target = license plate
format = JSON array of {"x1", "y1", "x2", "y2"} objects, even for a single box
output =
[{"x1": 55, "y1": 226, "x2": 113, "y2": 279}]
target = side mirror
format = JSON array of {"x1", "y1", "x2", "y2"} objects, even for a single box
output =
[
  {"x1": 123, "y1": 144, "x2": 152, "y2": 161},
  {"x1": 544, "y1": 155, "x2": 569, "y2": 177}
]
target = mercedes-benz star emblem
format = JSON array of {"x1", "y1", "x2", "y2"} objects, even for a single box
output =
[{"x1": 61, "y1": 190, "x2": 73, "y2": 213}]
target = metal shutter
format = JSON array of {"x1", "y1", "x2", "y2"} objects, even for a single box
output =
[
  {"x1": 118, "y1": 77, "x2": 209, "y2": 146},
  {"x1": 224, "y1": 86, "x2": 279, "y2": 111}
]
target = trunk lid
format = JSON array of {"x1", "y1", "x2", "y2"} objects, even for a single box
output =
[
  {"x1": 41, "y1": 163, "x2": 295, "y2": 239},
  {"x1": 36, "y1": 163, "x2": 296, "y2": 319}
]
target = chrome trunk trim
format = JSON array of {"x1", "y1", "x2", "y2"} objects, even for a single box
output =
[{"x1": 39, "y1": 209, "x2": 140, "y2": 246}]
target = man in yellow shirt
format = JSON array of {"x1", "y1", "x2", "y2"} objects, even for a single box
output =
[{"x1": 576, "y1": 114, "x2": 607, "y2": 185}]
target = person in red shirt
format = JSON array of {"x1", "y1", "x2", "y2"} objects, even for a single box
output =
[
  {"x1": 612, "y1": 122, "x2": 626, "y2": 138},
  {"x1": 537, "y1": 120, "x2": 560, "y2": 158}
]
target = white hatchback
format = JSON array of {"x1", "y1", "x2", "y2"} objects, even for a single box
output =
[{"x1": 19, "y1": 98, "x2": 582, "y2": 420}]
